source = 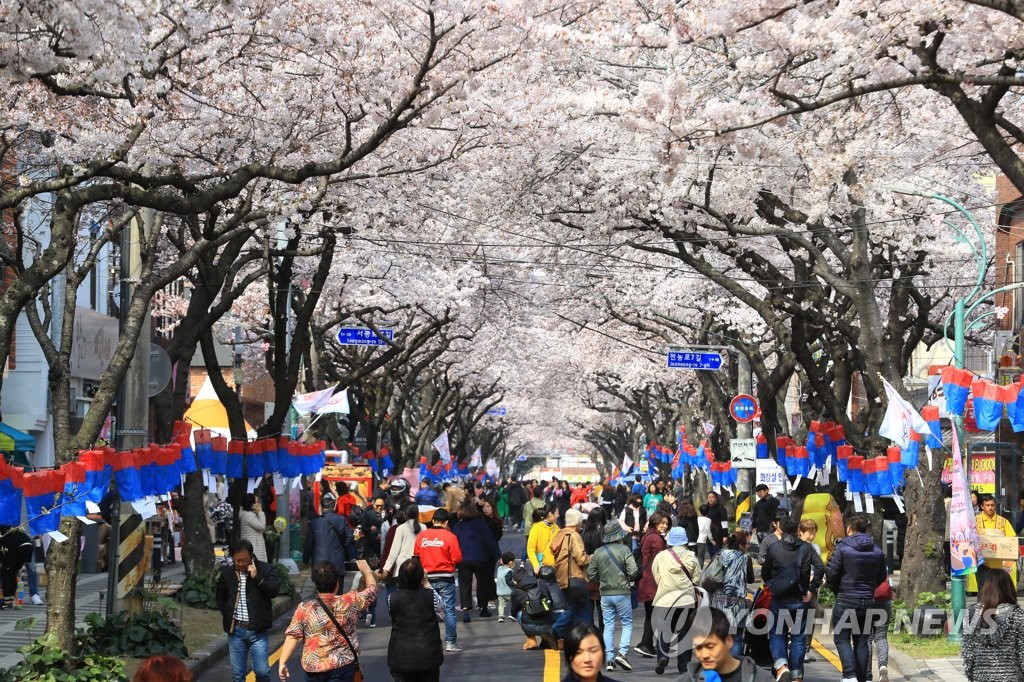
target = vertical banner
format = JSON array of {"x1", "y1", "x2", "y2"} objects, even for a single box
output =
[
  {"x1": 949, "y1": 426, "x2": 981, "y2": 576},
  {"x1": 432, "y1": 430, "x2": 451, "y2": 464}
]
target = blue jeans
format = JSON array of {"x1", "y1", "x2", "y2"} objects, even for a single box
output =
[
  {"x1": 430, "y1": 578, "x2": 458, "y2": 645},
  {"x1": 601, "y1": 595, "x2": 633, "y2": 660},
  {"x1": 832, "y1": 598, "x2": 874, "y2": 682},
  {"x1": 768, "y1": 597, "x2": 810, "y2": 678},
  {"x1": 552, "y1": 598, "x2": 592, "y2": 637},
  {"x1": 305, "y1": 662, "x2": 357, "y2": 682},
  {"x1": 23, "y1": 559, "x2": 37, "y2": 597},
  {"x1": 228, "y1": 626, "x2": 270, "y2": 682}
]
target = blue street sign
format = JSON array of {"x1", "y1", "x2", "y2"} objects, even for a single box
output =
[
  {"x1": 667, "y1": 350, "x2": 723, "y2": 370},
  {"x1": 337, "y1": 327, "x2": 394, "y2": 346},
  {"x1": 487, "y1": 407, "x2": 508, "y2": 417}
]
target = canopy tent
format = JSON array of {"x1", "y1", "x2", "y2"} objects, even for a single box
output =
[
  {"x1": 0, "y1": 423, "x2": 36, "y2": 468},
  {"x1": 183, "y1": 377, "x2": 256, "y2": 441}
]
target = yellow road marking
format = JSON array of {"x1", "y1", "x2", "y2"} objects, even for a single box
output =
[
  {"x1": 246, "y1": 644, "x2": 283, "y2": 682},
  {"x1": 543, "y1": 647, "x2": 560, "y2": 682},
  {"x1": 811, "y1": 637, "x2": 842, "y2": 670}
]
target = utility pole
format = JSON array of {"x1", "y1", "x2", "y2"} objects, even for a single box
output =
[
  {"x1": 737, "y1": 351, "x2": 754, "y2": 495},
  {"x1": 106, "y1": 207, "x2": 153, "y2": 614}
]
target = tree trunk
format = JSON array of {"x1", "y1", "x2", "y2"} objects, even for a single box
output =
[
  {"x1": 898, "y1": 454, "x2": 947, "y2": 607},
  {"x1": 181, "y1": 471, "x2": 215, "y2": 576},
  {"x1": 43, "y1": 516, "x2": 83, "y2": 653}
]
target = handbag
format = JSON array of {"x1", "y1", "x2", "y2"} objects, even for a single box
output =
[
  {"x1": 874, "y1": 577, "x2": 893, "y2": 602},
  {"x1": 701, "y1": 552, "x2": 727, "y2": 593},
  {"x1": 315, "y1": 597, "x2": 364, "y2": 682},
  {"x1": 557, "y1": 537, "x2": 589, "y2": 602}
]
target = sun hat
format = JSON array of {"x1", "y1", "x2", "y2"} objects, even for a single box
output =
[
  {"x1": 666, "y1": 527, "x2": 689, "y2": 547},
  {"x1": 601, "y1": 519, "x2": 628, "y2": 544}
]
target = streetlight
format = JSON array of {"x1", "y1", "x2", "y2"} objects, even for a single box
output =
[{"x1": 891, "y1": 188, "x2": 1024, "y2": 641}]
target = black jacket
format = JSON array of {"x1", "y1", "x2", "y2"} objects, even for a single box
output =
[
  {"x1": 507, "y1": 482, "x2": 528, "y2": 508},
  {"x1": 304, "y1": 511, "x2": 352, "y2": 570},
  {"x1": 825, "y1": 532, "x2": 887, "y2": 601},
  {"x1": 388, "y1": 587, "x2": 444, "y2": 673},
  {"x1": 752, "y1": 496, "x2": 780, "y2": 534},
  {"x1": 677, "y1": 515, "x2": 699, "y2": 548},
  {"x1": 705, "y1": 503, "x2": 728, "y2": 544},
  {"x1": 510, "y1": 572, "x2": 567, "y2": 626},
  {"x1": 215, "y1": 558, "x2": 281, "y2": 633},
  {"x1": 761, "y1": 535, "x2": 823, "y2": 600}
]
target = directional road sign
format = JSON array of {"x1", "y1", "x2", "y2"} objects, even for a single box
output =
[
  {"x1": 729, "y1": 394, "x2": 759, "y2": 423},
  {"x1": 667, "y1": 350, "x2": 724, "y2": 370},
  {"x1": 487, "y1": 406, "x2": 508, "y2": 417},
  {"x1": 337, "y1": 327, "x2": 394, "y2": 346}
]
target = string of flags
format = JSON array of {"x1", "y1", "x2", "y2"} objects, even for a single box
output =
[{"x1": 0, "y1": 421, "x2": 326, "y2": 539}]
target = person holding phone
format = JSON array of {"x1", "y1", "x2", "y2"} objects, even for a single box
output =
[{"x1": 215, "y1": 539, "x2": 281, "y2": 682}]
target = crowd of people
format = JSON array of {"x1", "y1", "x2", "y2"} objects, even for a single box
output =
[{"x1": 201, "y1": 469, "x2": 1024, "y2": 682}]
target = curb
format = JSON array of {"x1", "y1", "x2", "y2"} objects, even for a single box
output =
[
  {"x1": 185, "y1": 592, "x2": 300, "y2": 679},
  {"x1": 888, "y1": 647, "x2": 936, "y2": 681}
]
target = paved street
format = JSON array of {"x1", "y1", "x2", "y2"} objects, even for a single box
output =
[{"x1": 195, "y1": 533, "x2": 847, "y2": 682}]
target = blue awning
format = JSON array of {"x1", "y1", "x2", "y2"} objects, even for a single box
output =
[{"x1": 0, "y1": 423, "x2": 35, "y2": 452}]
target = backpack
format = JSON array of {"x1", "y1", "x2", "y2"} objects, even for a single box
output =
[{"x1": 524, "y1": 583, "x2": 553, "y2": 617}]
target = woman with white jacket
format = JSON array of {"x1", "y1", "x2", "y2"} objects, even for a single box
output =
[
  {"x1": 650, "y1": 527, "x2": 702, "y2": 676},
  {"x1": 380, "y1": 503, "x2": 423, "y2": 592},
  {"x1": 238, "y1": 493, "x2": 268, "y2": 562}
]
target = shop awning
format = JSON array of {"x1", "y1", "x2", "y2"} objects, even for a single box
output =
[{"x1": 0, "y1": 423, "x2": 34, "y2": 452}]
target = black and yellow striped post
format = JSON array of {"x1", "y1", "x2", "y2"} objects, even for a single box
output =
[{"x1": 116, "y1": 512, "x2": 146, "y2": 599}]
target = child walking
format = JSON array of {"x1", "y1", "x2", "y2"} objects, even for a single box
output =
[{"x1": 496, "y1": 552, "x2": 515, "y2": 622}]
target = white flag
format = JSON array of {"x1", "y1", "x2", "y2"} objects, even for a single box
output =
[
  {"x1": 316, "y1": 388, "x2": 350, "y2": 415},
  {"x1": 291, "y1": 386, "x2": 337, "y2": 416},
  {"x1": 433, "y1": 431, "x2": 451, "y2": 464},
  {"x1": 878, "y1": 378, "x2": 930, "y2": 449},
  {"x1": 485, "y1": 458, "x2": 499, "y2": 478},
  {"x1": 470, "y1": 448, "x2": 482, "y2": 468},
  {"x1": 621, "y1": 454, "x2": 634, "y2": 475}
]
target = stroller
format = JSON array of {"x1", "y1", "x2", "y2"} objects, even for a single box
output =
[{"x1": 743, "y1": 585, "x2": 774, "y2": 666}]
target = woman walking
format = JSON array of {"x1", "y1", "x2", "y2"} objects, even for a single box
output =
[
  {"x1": 379, "y1": 502, "x2": 423, "y2": 600},
  {"x1": 618, "y1": 494, "x2": 647, "y2": 552},
  {"x1": 279, "y1": 560, "x2": 377, "y2": 682},
  {"x1": 961, "y1": 569, "x2": 1024, "y2": 682},
  {"x1": 387, "y1": 557, "x2": 445, "y2": 682},
  {"x1": 635, "y1": 512, "x2": 671, "y2": 660},
  {"x1": 675, "y1": 502, "x2": 699, "y2": 558},
  {"x1": 582, "y1": 507, "x2": 607, "y2": 629},
  {"x1": 651, "y1": 526, "x2": 701, "y2": 675},
  {"x1": 710, "y1": 531, "x2": 755, "y2": 658},
  {"x1": 239, "y1": 493, "x2": 267, "y2": 562},
  {"x1": 452, "y1": 499, "x2": 502, "y2": 621}
]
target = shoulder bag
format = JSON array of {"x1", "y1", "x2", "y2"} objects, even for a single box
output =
[
  {"x1": 558, "y1": 535, "x2": 589, "y2": 602},
  {"x1": 315, "y1": 597, "x2": 364, "y2": 682},
  {"x1": 667, "y1": 549, "x2": 704, "y2": 607},
  {"x1": 701, "y1": 552, "x2": 727, "y2": 593},
  {"x1": 601, "y1": 545, "x2": 639, "y2": 583}
]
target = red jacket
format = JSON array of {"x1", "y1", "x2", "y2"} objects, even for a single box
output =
[{"x1": 414, "y1": 527, "x2": 463, "y2": 576}]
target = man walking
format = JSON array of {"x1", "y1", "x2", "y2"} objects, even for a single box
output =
[
  {"x1": 681, "y1": 607, "x2": 775, "y2": 682},
  {"x1": 752, "y1": 484, "x2": 780, "y2": 545},
  {"x1": 216, "y1": 539, "x2": 281, "y2": 682},
  {"x1": 550, "y1": 507, "x2": 592, "y2": 638},
  {"x1": 415, "y1": 508, "x2": 464, "y2": 652},
  {"x1": 506, "y1": 478, "x2": 528, "y2": 532},
  {"x1": 704, "y1": 492, "x2": 728, "y2": 562},
  {"x1": 758, "y1": 512, "x2": 786, "y2": 565},
  {"x1": 826, "y1": 515, "x2": 887, "y2": 682},
  {"x1": 303, "y1": 493, "x2": 352, "y2": 573},
  {"x1": 761, "y1": 517, "x2": 823, "y2": 682}
]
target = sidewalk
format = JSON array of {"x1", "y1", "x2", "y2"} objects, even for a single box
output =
[{"x1": 0, "y1": 561, "x2": 186, "y2": 670}]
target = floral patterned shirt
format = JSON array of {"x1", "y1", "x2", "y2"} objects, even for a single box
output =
[{"x1": 285, "y1": 586, "x2": 377, "y2": 673}]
